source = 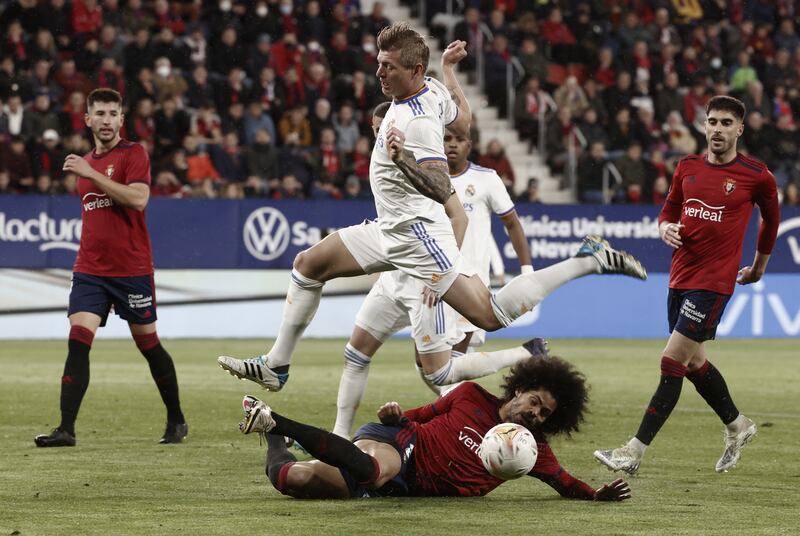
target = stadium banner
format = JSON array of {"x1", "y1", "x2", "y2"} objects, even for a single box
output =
[
  {"x1": 0, "y1": 272, "x2": 798, "y2": 339},
  {"x1": 1, "y1": 196, "x2": 799, "y2": 273}
]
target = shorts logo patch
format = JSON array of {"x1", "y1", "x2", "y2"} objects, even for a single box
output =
[
  {"x1": 431, "y1": 273, "x2": 441, "y2": 283},
  {"x1": 422, "y1": 335, "x2": 431, "y2": 343},
  {"x1": 680, "y1": 299, "x2": 706, "y2": 324},
  {"x1": 723, "y1": 177, "x2": 736, "y2": 195},
  {"x1": 128, "y1": 293, "x2": 153, "y2": 309}
]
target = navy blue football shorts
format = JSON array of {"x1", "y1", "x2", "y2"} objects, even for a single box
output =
[
  {"x1": 667, "y1": 288, "x2": 731, "y2": 342},
  {"x1": 68, "y1": 272, "x2": 158, "y2": 326},
  {"x1": 339, "y1": 422, "x2": 418, "y2": 498}
]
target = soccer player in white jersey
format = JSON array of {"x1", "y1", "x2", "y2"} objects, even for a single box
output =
[
  {"x1": 329, "y1": 104, "x2": 546, "y2": 438},
  {"x1": 218, "y1": 23, "x2": 646, "y2": 392}
]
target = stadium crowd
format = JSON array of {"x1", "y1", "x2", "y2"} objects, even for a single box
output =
[{"x1": 0, "y1": 0, "x2": 798, "y2": 206}]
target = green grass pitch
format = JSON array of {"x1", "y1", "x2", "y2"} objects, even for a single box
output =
[{"x1": 1, "y1": 338, "x2": 798, "y2": 535}]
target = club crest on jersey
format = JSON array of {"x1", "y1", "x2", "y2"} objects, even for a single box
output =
[
  {"x1": 105, "y1": 165, "x2": 115, "y2": 178},
  {"x1": 466, "y1": 184, "x2": 476, "y2": 197},
  {"x1": 723, "y1": 177, "x2": 736, "y2": 195}
]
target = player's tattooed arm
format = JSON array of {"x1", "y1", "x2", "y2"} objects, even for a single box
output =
[
  {"x1": 386, "y1": 126, "x2": 454, "y2": 204},
  {"x1": 395, "y1": 149, "x2": 454, "y2": 204}
]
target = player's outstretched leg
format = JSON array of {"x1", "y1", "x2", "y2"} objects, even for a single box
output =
[
  {"x1": 34, "y1": 325, "x2": 95, "y2": 447},
  {"x1": 239, "y1": 395, "x2": 380, "y2": 486},
  {"x1": 133, "y1": 331, "x2": 188, "y2": 443},
  {"x1": 489, "y1": 235, "x2": 646, "y2": 328}
]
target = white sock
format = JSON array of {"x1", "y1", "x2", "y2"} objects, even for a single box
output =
[
  {"x1": 492, "y1": 257, "x2": 597, "y2": 326},
  {"x1": 423, "y1": 346, "x2": 531, "y2": 386},
  {"x1": 627, "y1": 437, "x2": 648, "y2": 456},
  {"x1": 332, "y1": 344, "x2": 372, "y2": 438},
  {"x1": 266, "y1": 270, "x2": 324, "y2": 369},
  {"x1": 416, "y1": 364, "x2": 443, "y2": 396},
  {"x1": 726, "y1": 413, "x2": 746, "y2": 432}
]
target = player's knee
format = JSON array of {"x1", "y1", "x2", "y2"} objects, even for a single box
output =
[
  {"x1": 280, "y1": 463, "x2": 314, "y2": 494},
  {"x1": 292, "y1": 250, "x2": 321, "y2": 279}
]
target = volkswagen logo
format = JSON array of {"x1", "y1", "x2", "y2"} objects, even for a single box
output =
[{"x1": 243, "y1": 207, "x2": 291, "y2": 261}]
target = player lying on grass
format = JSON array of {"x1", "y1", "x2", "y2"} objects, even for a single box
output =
[{"x1": 236, "y1": 356, "x2": 631, "y2": 501}]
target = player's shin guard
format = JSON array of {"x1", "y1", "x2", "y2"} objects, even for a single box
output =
[
  {"x1": 333, "y1": 344, "x2": 372, "y2": 438},
  {"x1": 491, "y1": 258, "x2": 596, "y2": 326},
  {"x1": 134, "y1": 332, "x2": 185, "y2": 424},
  {"x1": 265, "y1": 433, "x2": 298, "y2": 493},
  {"x1": 266, "y1": 270, "x2": 324, "y2": 370},
  {"x1": 59, "y1": 325, "x2": 94, "y2": 435},
  {"x1": 271, "y1": 411, "x2": 380, "y2": 485},
  {"x1": 686, "y1": 360, "x2": 740, "y2": 425},
  {"x1": 635, "y1": 356, "x2": 687, "y2": 445}
]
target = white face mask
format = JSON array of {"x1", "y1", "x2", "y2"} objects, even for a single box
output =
[
  {"x1": 256, "y1": 5, "x2": 268, "y2": 17},
  {"x1": 363, "y1": 42, "x2": 375, "y2": 54},
  {"x1": 280, "y1": 4, "x2": 292, "y2": 15},
  {"x1": 156, "y1": 65, "x2": 170, "y2": 78},
  {"x1": 219, "y1": 0, "x2": 232, "y2": 12},
  {"x1": 308, "y1": 41, "x2": 320, "y2": 52}
]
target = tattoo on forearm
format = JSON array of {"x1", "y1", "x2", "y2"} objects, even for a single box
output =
[
  {"x1": 396, "y1": 149, "x2": 452, "y2": 204},
  {"x1": 449, "y1": 90, "x2": 462, "y2": 107}
]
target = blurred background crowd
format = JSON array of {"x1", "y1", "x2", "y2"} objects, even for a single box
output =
[{"x1": 0, "y1": 0, "x2": 798, "y2": 206}]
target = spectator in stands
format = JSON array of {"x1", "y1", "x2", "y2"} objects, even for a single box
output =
[
  {"x1": 682, "y1": 77, "x2": 709, "y2": 128},
  {"x1": 577, "y1": 141, "x2": 607, "y2": 204},
  {"x1": 98, "y1": 24, "x2": 124, "y2": 66},
  {"x1": 479, "y1": 139, "x2": 516, "y2": 193},
  {"x1": 773, "y1": 114, "x2": 800, "y2": 187},
  {"x1": 327, "y1": 30, "x2": 361, "y2": 76},
  {"x1": 278, "y1": 132, "x2": 314, "y2": 188},
  {"x1": 581, "y1": 78, "x2": 607, "y2": 124},
  {"x1": 309, "y1": 126, "x2": 343, "y2": 186},
  {"x1": 184, "y1": 135, "x2": 221, "y2": 185},
  {"x1": 124, "y1": 28, "x2": 155, "y2": 82},
  {"x1": 304, "y1": 62, "x2": 331, "y2": 108},
  {"x1": 607, "y1": 107, "x2": 634, "y2": 152},
  {"x1": 3, "y1": 93, "x2": 25, "y2": 139},
  {"x1": 35, "y1": 173, "x2": 54, "y2": 195},
  {"x1": 554, "y1": 76, "x2": 588, "y2": 119},
  {"x1": 729, "y1": 50, "x2": 759, "y2": 92},
  {"x1": 96, "y1": 57, "x2": 125, "y2": 99},
  {"x1": 614, "y1": 142, "x2": 651, "y2": 204},
  {"x1": 269, "y1": 32, "x2": 304, "y2": 78},
  {"x1": 740, "y1": 80, "x2": 772, "y2": 122},
  {"x1": 54, "y1": 59, "x2": 93, "y2": 101},
  {"x1": 191, "y1": 101, "x2": 223, "y2": 144},
  {"x1": 517, "y1": 38, "x2": 548, "y2": 84},
  {"x1": 246, "y1": 2, "x2": 280, "y2": 43},
  {"x1": 617, "y1": 11, "x2": 651, "y2": 52},
  {"x1": 332, "y1": 103, "x2": 360, "y2": 153},
  {"x1": 210, "y1": 26, "x2": 247, "y2": 75},
  {"x1": 154, "y1": 95, "x2": 191, "y2": 157},
  {"x1": 604, "y1": 71, "x2": 633, "y2": 120},
  {"x1": 282, "y1": 66, "x2": 306, "y2": 110},
  {"x1": 75, "y1": 37, "x2": 103, "y2": 75},
  {"x1": 649, "y1": 8, "x2": 681, "y2": 54},
  {"x1": 22, "y1": 90, "x2": 60, "y2": 142},
  {"x1": 592, "y1": 46, "x2": 617, "y2": 90},
  {"x1": 245, "y1": 128, "x2": 279, "y2": 184},
  {"x1": 774, "y1": 18, "x2": 800, "y2": 54},
  {"x1": 220, "y1": 181, "x2": 245, "y2": 200},
  {"x1": 71, "y1": 0, "x2": 103, "y2": 41},
  {"x1": 663, "y1": 110, "x2": 697, "y2": 157},
  {"x1": 742, "y1": 110, "x2": 776, "y2": 163},
  {"x1": 309, "y1": 97, "x2": 334, "y2": 144},
  {"x1": 362, "y1": 2, "x2": 391, "y2": 39},
  {"x1": 634, "y1": 105, "x2": 663, "y2": 153},
  {"x1": 30, "y1": 29, "x2": 58, "y2": 65},
  {"x1": 62, "y1": 132, "x2": 90, "y2": 156},
  {"x1": 253, "y1": 67, "x2": 286, "y2": 123},
  {"x1": 41, "y1": 0, "x2": 72, "y2": 51},
  {"x1": 577, "y1": 107, "x2": 608, "y2": 148},
  {"x1": 152, "y1": 26, "x2": 191, "y2": 73},
  {"x1": 127, "y1": 67, "x2": 156, "y2": 111},
  {"x1": 654, "y1": 71, "x2": 683, "y2": 123},
  {"x1": 58, "y1": 91, "x2": 87, "y2": 137},
  {"x1": 129, "y1": 97, "x2": 156, "y2": 150},
  {"x1": 121, "y1": 0, "x2": 155, "y2": 35},
  {"x1": 244, "y1": 100, "x2": 277, "y2": 146},
  {"x1": 221, "y1": 101, "x2": 246, "y2": 143},
  {"x1": 487, "y1": 8, "x2": 513, "y2": 41},
  {"x1": 453, "y1": 7, "x2": 481, "y2": 73},
  {"x1": 180, "y1": 25, "x2": 208, "y2": 69},
  {"x1": 278, "y1": 107, "x2": 312, "y2": 147},
  {"x1": 342, "y1": 175, "x2": 368, "y2": 200},
  {"x1": 2, "y1": 136, "x2": 34, "y2": 193},
  {"x1": 151, "y1": 170, "x2": 185, "y2": 197},
  {"x1": 484, "y1": 34, "x2": 511, "y2": 116},
  {"x1": 514, "y1": 77, "x2": 546, "y2": 147},
  {"x1": 272, "y1": 173, "x2": 305, "y2": 200},
  {"x1": 185, "y1": 65, "x2": 216, "y2": 110},
  {"x1": 32, "y1": 129, "x2": 66, "y2": 181},
  {"x1": 30, "y1": 60, "x2": 62, "y2": 105},
  {"x1": 540, "y1": 7, "x2": 577, "y2": 64},
  {"x1": 153, "y1": 57, "x2": 188, "y2": 102},
  {"x1": 357, "y1": 34, "x2": 379, "y2": 74},
  {"x1": 298, "y1": 1, "x2": 327, "y2": 45},
  {"x1": 517, "y1": 177, "x2": 542, "y2": 204},
  {"x1": 162, "y1": 148, "x2": 189, "y2": 185},
  {"x1": 343, "y1": 135, "x2": 371, "y2": 182},
  {"x1": 331, "y1": 70, "x2": 379, "y2": 114}
]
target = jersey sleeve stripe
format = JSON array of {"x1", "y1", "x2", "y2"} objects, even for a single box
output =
[{"x1": 496, "y1": 206, "x2": 516, "y2": 216}]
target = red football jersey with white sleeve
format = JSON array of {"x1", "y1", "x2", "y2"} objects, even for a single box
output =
[
  {"x1": 403, "y1": 382, "x2": 596, "y2": 499},
  {"x1": 73, "y1": 140, "x2": 154, "y2": 276},
  {"x1": 658, "y1": 153, "x2": 780, "y2": 295}
]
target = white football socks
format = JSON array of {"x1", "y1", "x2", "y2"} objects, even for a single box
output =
[
  {"x1": 332, "y1": 343, "x2": 372, "y2": 438},
  {"x1": 492, "y1": 257, "x2": 597, "y2": 326},
  {"x1": 415, "y1": 363, "x2": 443, "y2": 396},
  {"x1": 266, "y1": 269, "x2": 324, "y2": 369},
  {"x1": 422, "y1": 345, "x2": 534, "y2": 386},
  {"x1": 627, "y1": 437, "x2": 648, "y2": 456},
  {"x1": 726, "y1": 413, "x2": 747, "y2": 433}
]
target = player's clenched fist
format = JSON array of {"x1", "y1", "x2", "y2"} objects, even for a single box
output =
[
  {"x1": 659, "y1": 221, "x2": 684, "y2": 249},
  {"x1": 378, "y1": 401, "x2": 404, "y2": 425},
  {"x1": 386, "y1": 126, "x2": 405, "y2": 162},
  {"x1": 442, "y1": 40, "x2": 468, "y2": 66},
  {"x1": 62, "y1": 154, "x2": 94, "y2": 178}
]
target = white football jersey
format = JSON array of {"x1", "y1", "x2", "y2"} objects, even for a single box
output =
[
  {"x1": 450, "y1": 162, "x2": 515, "y2": 284},
  {"x1": 370, "y1": 76, "x2": 459, "y2": 231}
]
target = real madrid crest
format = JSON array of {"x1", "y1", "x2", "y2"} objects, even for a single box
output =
[
  {"x1": 723, "y1": 177, "x2": 736, "y2": 195},
  {"x1": 466, "y1": 184, "x2": 475, "y2": 197},
  {"x1": 105, "y1": 165, "x2": 115, "y2": 178}
]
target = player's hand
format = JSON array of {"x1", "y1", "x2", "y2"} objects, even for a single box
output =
[
  {"x1": 659, "y1": 222, "x2": 684, "y2": 249},
  {"x1": 386, "y1": 126, "x2": 405, "y2": 162},
  {"x1": 441, "y1": 40, "x2": 468, "y2": 67},
  {"x1": 422, "y1": 286, "x2": 440, "y2": 308},
  {"x1": 594, "y1": 478, "x2": 631, "y2": 502},
  {"x1": 377, "y1": 401, "x2": 403, "y2": 425},
  {"x1": 736, "y1": 265, "x2": 763, "y2": 285},
  {"x1": 62, "y1": 154, "x2": 95, "y2": 178}
]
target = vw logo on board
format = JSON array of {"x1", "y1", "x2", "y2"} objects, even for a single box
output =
[{"x1": 243, "y1": 207, "x2": 291, "y2": 261}]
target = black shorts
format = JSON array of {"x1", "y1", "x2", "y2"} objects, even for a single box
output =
[
  {"x1": 339, "y1": 422, "x2": 418, "y2": 498},
  {"x1": 68, "y1": 272, "x2": 157, "y2": 326},
  {"x1": 667, "y1": 288, "x2": 731, "y2": 342}
]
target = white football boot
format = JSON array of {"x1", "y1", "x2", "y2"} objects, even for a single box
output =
[
  {"x1": 575, "y1": 235, "x2": 647, "y2": 280},
  {"x1": 239, "y1": 395, "x2": 276, "y2": 435},
  {"x1": 715, "y1": 416, "x2": 757, "y2": 473},
  {"x1": 593, "y1": 445, "x2": 643, "y2": 475},
  {"x1": 217, "y1": 355, "x2": 288, "y2": 391}
]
